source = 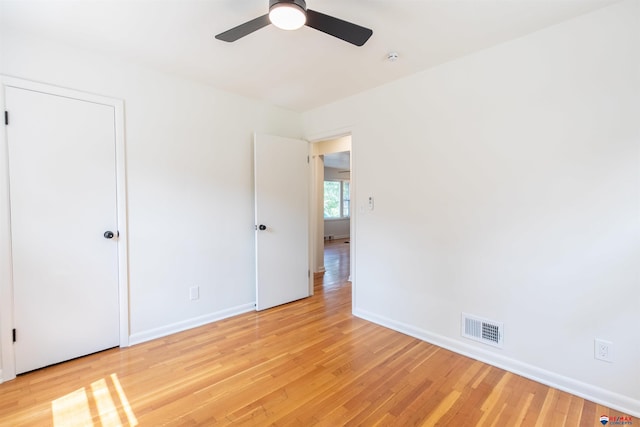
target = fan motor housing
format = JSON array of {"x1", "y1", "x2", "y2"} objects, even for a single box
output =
[{"x1": 269, "y1": 0, "x2": 307, "y2": 13}]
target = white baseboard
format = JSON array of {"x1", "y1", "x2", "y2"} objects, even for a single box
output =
[
  {"x1": 129, "y1": 303, "x2": 255, "y2": 346},
  {"x1": 324, "y1": 234, "x2": 350, "y2": 241},
  {"x1": 353, "y1": 308, "x2": 640, "y2": 417}
]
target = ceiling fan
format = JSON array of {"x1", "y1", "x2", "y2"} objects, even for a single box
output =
[{"x1": 215, "y1": 0, "x2": 373, "y2": 47}]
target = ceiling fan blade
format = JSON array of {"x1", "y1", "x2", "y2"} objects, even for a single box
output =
[
  {"x1": 215, "y1": 14, "x2": 271, "y2": 42},
  {"x1": 305, "y1": 9, "x2": 372, "y2": 46}
]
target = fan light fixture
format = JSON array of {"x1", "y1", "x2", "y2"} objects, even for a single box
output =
[
  {"x1": 269, "y1": 0, "x2": 307, "y2": 31},
  {"x1": 215, "y1": 0, "x2": 373, "y2": 46}
]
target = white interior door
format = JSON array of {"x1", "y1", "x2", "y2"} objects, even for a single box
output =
[
  {"x1": 254, "y1": 133, "x2": 310, "y2": 311},
  {"x1": 6, "y1": 86, "x2": 119, "y2": 374}
]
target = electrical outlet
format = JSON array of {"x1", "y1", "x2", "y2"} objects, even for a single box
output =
[
  {"x1": 189, "y1": 286, "x2": 200, "y2": 301},
  {"x1": 594, "y1": 339, "x2": 613, "y2": 363}
]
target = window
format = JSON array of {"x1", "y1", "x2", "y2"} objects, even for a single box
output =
[
  {"x1": 324, "y1": 180, "x2": 350, "y2": 219},
  {"x1": 342, "y1": 181, "x2": 350, "y2": 217}
]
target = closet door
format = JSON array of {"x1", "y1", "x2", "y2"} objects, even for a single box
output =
[{"x1": 6, "y1": 86, "x2": 119, "y2": 373}]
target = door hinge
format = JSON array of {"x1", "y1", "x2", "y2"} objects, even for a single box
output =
[
  {"x1": 4, "y1": 111, "x2": 8, "y2": 126},
  {"x1": 308, "y1": 269, "x2": 310, "y2": 278},
  {"x1": 12, "y1": 328, "x2": 16, "y2": 343},
  {"x1": 307, "y1": 155, "x2": 309, "y2": 164}
]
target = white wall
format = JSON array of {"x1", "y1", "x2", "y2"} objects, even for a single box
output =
[
  {"x1": 304, "y1": 0, "x2": 640, "y2": 416},
  {"x1": 0, "y1": 30, "x2": 303, "y2": 379},
  {"x1": 324, "y1": 219, "x2": 350, "y2": 240}
]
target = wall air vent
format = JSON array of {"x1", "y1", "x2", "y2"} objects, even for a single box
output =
[{"x1": 462, "y1": 313, "x2": 504, "y2": 348}]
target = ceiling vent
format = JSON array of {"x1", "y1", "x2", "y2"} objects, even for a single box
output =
[{"x1": 462, "y1": 313, "x2": 504, "y2": 348}]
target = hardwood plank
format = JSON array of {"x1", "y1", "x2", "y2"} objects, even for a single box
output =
[
  {"x1": 420, "y1": 390, "x2": 461, "y2": 426},
  {"x1": 0, "y1": 240, "x2": 633, "y2": 426}
]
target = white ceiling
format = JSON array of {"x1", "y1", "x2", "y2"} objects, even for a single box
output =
[{"x1": 1, "y1": 0, "x2": 619, "y2": 112}]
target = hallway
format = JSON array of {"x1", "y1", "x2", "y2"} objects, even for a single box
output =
[{"x1": 317, "y1": 238, "x2": 350, "y2": 291}]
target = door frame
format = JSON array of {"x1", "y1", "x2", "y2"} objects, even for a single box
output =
[
  {"x1": 0, "y1": 76, "x2": 130, "y2": 382},
  {"x1": 307, "y1": 127, "x2": 357, "y2": 309}
]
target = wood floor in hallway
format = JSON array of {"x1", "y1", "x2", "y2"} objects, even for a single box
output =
[{"x1": 0, "y1": 239, "x2": 632, "y2": 425}]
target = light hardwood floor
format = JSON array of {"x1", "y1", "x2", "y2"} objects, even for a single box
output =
[{"x1": 0, "y1": 239, "x2": 633, "y2": 426}]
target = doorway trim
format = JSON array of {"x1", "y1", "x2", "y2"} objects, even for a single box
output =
[{"x1": 0, "y1": 76, "x2": 130, "y2": 382}]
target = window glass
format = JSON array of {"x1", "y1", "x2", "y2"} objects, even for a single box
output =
[
  {"x1": 324, "y1": 181, "x2": 341, "y2": 218},
  {"x1": 342, "y1": 182, "x2": 350, "y2": 217},
  {"x1": 324, "y1": 180, "x2": 350, "y2": 219}
]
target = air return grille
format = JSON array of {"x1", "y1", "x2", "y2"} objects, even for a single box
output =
[{"x1": 462, "y1": 313, "x2": 504, "y2": 348}]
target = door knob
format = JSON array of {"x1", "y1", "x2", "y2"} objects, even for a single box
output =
[
  {"x1": 104, "y1": 231, "x2": 115, "y2": 239},
  {"x1": 258, "y1": 224, "x2": 267, "y2": 231}
]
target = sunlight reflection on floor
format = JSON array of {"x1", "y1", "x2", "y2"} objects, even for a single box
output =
[
  {"x1": 51, "y1": 373, "x2": 137, "y2": 427},
  {"x1": 51, "y1": 387, "x2": 93, "y2": 426}
]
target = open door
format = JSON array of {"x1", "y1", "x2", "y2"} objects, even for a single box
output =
[{"x1": 254, "y1": 133, "x2": 310, "y2": 310}]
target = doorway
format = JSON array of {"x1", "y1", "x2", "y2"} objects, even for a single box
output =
[
  {"x1": 322, "y1": 151, "x2": 351, "y2": 244},
  {"x1": 310, "y1": 135, "x2": 352, "y2": 284}
]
